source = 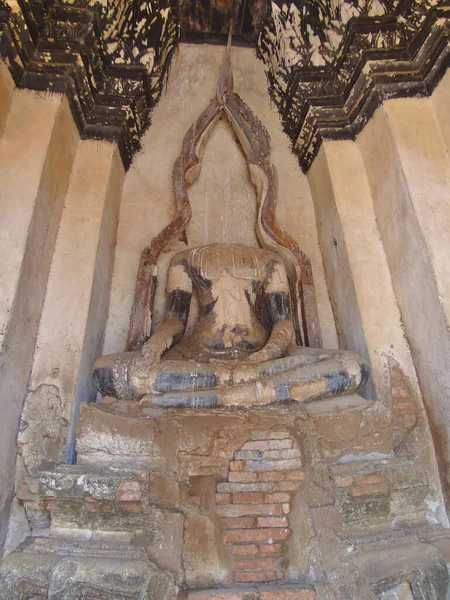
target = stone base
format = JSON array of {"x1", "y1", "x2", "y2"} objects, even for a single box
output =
[
  {"x1": 184, "y1": 586, "x2": 316, "y2": 599},
  {"x1": 0, "y1": 537, "x2": 178, "y2": 599},
  {"x1": 4, "y1": 385, "x2": 449, "y2": 598}
]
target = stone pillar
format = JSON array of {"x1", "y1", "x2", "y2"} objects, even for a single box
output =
[
  {"x1": 23, "y1": 140, "x2": 124, "y2": 472},
  {"x1": 0, "y1": 61, "x2": 14, "y2": 134},
  {"x1": 307, "y1": 145, "x2": 375, "y2": 399},
  {"x1": 317, "y1": 140, "x2": 419, "y2": 403},
  {"x1": 432, "y1": 69, "x2": 450, "y2": 155},
  {"x1": 0, "y1": 91, "x2": 79, "y2": 549},
  {"x1": 383, "y1": 97, "x2": 450, "y2": 326},
  {"x1": 357, "y1": 102, "x2": 450, "y2": 505}
]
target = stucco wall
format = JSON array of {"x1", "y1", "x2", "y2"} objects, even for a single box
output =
[
  {"x1": 0, "y1": 90, "x2": 79, "y2": 548},
  {"x1": 357, "y1": 100, "x2": 450, "y2": 505}
]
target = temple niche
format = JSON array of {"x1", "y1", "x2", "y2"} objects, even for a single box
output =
[{"x1": 1, "y1": 0, "x2": 450, "y2": 598}]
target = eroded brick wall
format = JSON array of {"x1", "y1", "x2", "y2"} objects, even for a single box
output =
[{"x1": 215, "y1": 430, "x2": 304, "y2": 583}]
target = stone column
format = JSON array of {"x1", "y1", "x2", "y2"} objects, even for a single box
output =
[
  {"x1": 0, "y1": 91, "x2": 79, "y2": 549},
  {"x1": 357, "y1": 102, "x2": 450, "y2": 506},
  {"x1": 307, "y1": 145, "x2": 374, "y2": 399},
  {"x1": 324, "y1": 139, "x2": 419, "y2": 402},
  {"x1": 432, "y1": 69, "x2": 450, "y2": 155},
  {"x1": 20, "y1": 140, "x2": 124, "y2": 479},
  {"x1": 0, "y1": 61, "x2": 14, "y2": 134}
]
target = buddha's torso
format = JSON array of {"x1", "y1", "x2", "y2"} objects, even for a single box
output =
[{"x1": 167, "y1": 243, "x2": 283, "y2": 361}]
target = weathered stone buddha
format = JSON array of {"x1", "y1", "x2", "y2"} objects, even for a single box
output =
[
  {"x1": 92, "y1": 38, "x2": 370, "y2": 409},
  {"x1": 93, "y1": 242, "x2": 370, "y2": 408}
]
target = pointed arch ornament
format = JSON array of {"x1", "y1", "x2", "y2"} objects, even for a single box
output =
[{"x1": 127, "y1": 31, "x2": 322, "y2": 352}]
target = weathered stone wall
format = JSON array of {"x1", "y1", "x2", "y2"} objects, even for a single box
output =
[
  {"x1": 0, "y1": 66, "x2": 125, "y2": 554},
  {"x1": 0, "y1": 88, "x2": 80, "y2": 551},
  {"x1": 354, "y1": 87, "x2": 450, "y2": 509}
]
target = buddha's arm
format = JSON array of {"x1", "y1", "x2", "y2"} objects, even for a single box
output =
[
  {"x1": 248, "y1": 261, "x2": 294, "y2": 363},
  {"x1": 141, "y1": 257, "x2": 193, "y2": 363}
]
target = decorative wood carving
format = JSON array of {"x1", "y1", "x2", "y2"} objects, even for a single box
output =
[
  {"x1": 258, "y1": 0, "x2": 450, "y2": 171},
  {"x1": 0, "y1": 0, "x2": 177, "y2": 169},
  {"x1": 0, "y1": 0, "x2": 448, "y2": 171}
]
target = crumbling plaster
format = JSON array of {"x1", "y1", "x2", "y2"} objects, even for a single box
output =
[{"x1": 0, "y1": 91, "x2": 79, "y2": 548}]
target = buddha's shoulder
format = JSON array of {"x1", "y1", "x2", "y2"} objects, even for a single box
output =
[
  {"x1": 169, "y1": 243, "x2": 283, "y2": 281},
  {"x1": 172, "y1": 243, "x2": 281, "y2": 265}
]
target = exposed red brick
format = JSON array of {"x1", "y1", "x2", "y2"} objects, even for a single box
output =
[
  {"x1": 230, "y1": 461, "x2": 246, "y2": 471},
  {"x1": 257, "y1": 471, "x2": 285, "y2": 482},
  {"x1": 279, "y1": 481, "x2": 302, "y2": 491},
  {"x1": 265, "y1": 492, "x2": 291, "y2": 503},
  {"x1": 229, "y1": 472, "x2": 257, "y2": 483},
  {"x1": 224, "y1": 529, "x2": 255, "y2": 544},
  {"x1": 234, "y1": 570, "x2": 280, "y2": 583},
  {"x1": 224, "y1": 527, "x2": 290, "y2": 544},
  {"x1": 398, "y1": 388, "x2": 411, "y2": 398},
  {"x1": 233, "y1": 557, "x2": 282, "y2": 571},
  {"x1": 354, "y1": 473, "x2": 382, "y2": 486},
  {"x1": 115, "y1": 481, "x2": 140, "y2": 502},
  {"x1": 217, "y1": 503, "x2": 282, "y2": 518},
  {"x1": 221, "y1": 516, "x2": 256, "y2": 529},
  {"x1": 231, "y1": 544, "x2": 259, "y2": 556},
  {"x1": 232, "y1": 492, "x2": 264, "y2": 504},
  {"x1": 259, "y1": 543, "x2": 283, "y2": 555},
  {"x1": 215, "y1": 493, "x2": 231, "y2": 504},
  {"x1": 352, "y1": 483, "x2": 388, "y2": 497},
  {"x1": 392, "y1": 370, "x2": 403, "y2": 382},
  {"x1": 260, "y1": 591, "x2": 316, "y2": 599},
  {"x1": 254, "y1": 528, "x2": 290, "y2": 543},
  {"x1": 257, "y1": 517, "x2": 289, "y2": 528}
]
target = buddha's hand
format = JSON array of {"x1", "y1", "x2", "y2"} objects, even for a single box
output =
[
  {"x1": 140, "y1": 318, "x2": 185, "y2": 367},
  {"x1": 141, "y1": 337, "x2": 166, "y2": 366},
  {"x1": 129, "y1": 343, "x2": 163, "y2": 398},
  {"x1": 247, "y1": 321, "x2": 294, "y2": 364}
]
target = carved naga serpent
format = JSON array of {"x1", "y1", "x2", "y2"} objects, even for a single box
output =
[{"x1": 126, "y1": 27, "x2": 322, "y2": 352}]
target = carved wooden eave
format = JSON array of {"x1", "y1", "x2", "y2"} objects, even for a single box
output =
[
  {"x1": 0, "y1": 0, "x2": 178, "y2": 169},
  {"x1": 1, "y1": 0, "x2": 449, "y2": 172},
  {"x1": 258, "y1": 1, "x2": 450, "y2": 172}
]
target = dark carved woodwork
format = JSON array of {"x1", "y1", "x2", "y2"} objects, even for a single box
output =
[
  {"x1": 179, "y1": 0, "x2": 271, "y2": 44},
  {"x1": 0, "y1": 0, "x2": 177, "y2": 169},
  {"x1": 258, "y1": 1, "x2": 450, "y2": 172},
  {"x1": 0, "y1": 0, "x2": 449, "y2": 171}
]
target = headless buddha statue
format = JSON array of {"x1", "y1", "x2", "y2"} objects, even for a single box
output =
[
  {"x1": 92, "y1": 38, "x2": 370, "y2": 409},
  {"x1": 93, "y1": 242, "x2": 370, "y2": 408}
]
